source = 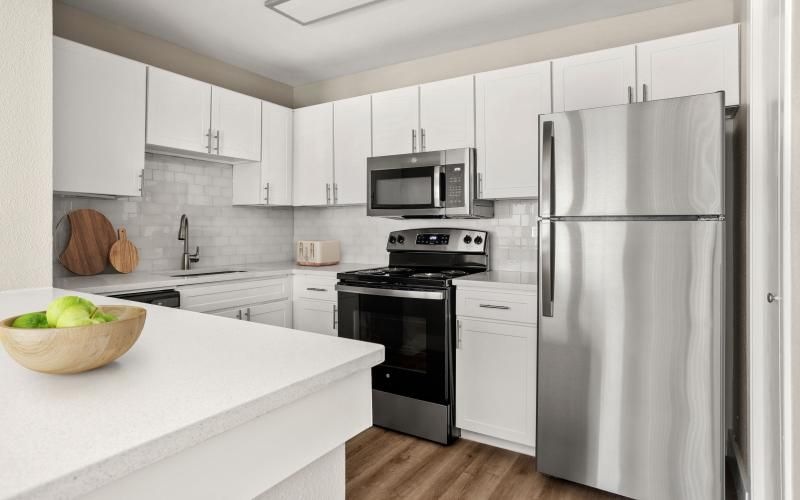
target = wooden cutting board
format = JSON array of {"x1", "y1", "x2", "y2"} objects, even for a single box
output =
[
  {"x1": 58, "y1": 209, "x2": 117, "y2": 276},
  {"x1": 109, "y1": 227, "x2": 139, "y2": 274}
]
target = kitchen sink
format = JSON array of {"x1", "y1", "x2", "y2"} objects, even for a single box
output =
[{"x1": 168, "y1": 270, "x2": 246, "y2": 278}]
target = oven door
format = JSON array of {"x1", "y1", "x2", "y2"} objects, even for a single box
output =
[
  {"x1": 367, "y1": 151, "x2": 446, "y2": 217},
  {"x1": 337, "y1": 284, "x2": 451, "y2": 405}
]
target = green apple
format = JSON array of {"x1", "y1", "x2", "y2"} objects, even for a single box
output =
[
  {"x1": 55, "y1": 305, "x2": 94, "y2": 328},
  {"x1": 46, "y1": 296, "x2": 96, "y2": 327},
  {"x1": 11, "y1": 312, "x2": 49, "y2": 329}
]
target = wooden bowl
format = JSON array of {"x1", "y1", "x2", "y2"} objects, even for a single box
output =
[{"x1": 0, "y1": 306, "x2": 146, "y2": 374}]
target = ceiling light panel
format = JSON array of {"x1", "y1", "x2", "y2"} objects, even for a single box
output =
[{"x1": 265, "y1": 0, "x2": 387, "y2": 25}]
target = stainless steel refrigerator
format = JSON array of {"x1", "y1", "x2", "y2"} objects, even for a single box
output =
[{"x1": 536, "y1": 92, "x2": 725, "y2": 499}]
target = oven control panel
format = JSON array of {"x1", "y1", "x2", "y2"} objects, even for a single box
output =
[{"x1": 386, "y1": 228, "x2": 487, "y2": 253}]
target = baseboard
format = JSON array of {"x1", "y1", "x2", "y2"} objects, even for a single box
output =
[
  {"x1": 727, "y1": 430, "x2": 751, "y2": 500},
  {"x1": 460, "y1": 430, "x2": 535, "y2": 456}
]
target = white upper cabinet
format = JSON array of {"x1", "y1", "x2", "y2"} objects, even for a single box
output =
[
  {"x1": 475, "y1": 62, "x2": 551, "y2": 200},
  {"x1": 371, "y1": 85, "x2": 420, "y2": 156},
  {"x1": 293, "y1": 103, "x2": 334, "y2": 206},
  {"x1": 419, "y1": 75, "x2": 475, "y2": 151},
  {"x1": 210, "y1": 86, "x2": 262, "y2": 162},
  {"x1": 54, "y1": 37, "x2": 146, "y2": 197},
  {"x1": 146, "y1": 67, "x2": 212, "y2": 155},
  {"x1": 636, "y1": 24, "x2": 739, "y2": 106},
  {"x1": 552, "y1": 46, "x2": 637, "y2": 112},
  {"x1": 232, "y1": 101, "x2": 292, "y2": 206},
  {"x1": 333, "y1": 95, "x2": 372, "y2": 205}
]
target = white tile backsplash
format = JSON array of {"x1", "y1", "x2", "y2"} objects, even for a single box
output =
[
  {"x1": 53, "y1": 154, "x2": 293, "y2": 277},
  {"x1": 293, "y1": 200, "x2": 538, "y2": 272},
  {"x1": 53, "y1": 154, "x2": 537, "y2": 277}
]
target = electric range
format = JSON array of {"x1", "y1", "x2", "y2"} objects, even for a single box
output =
[{"x1": 336, "y1": 228, "x2": 488, "y2": 444}]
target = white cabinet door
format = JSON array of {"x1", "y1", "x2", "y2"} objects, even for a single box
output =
[
  {"x1": 233, "y1": 102, "x2": 293, "y2": 206},
  {"x1": 371, "y1": 85, "x2": 419, "y2": 156},
  {"x1": 636, "y1": 24, "x2": 739, "y2": 106},
  {"x1": 475, "y1": 62, "x2": 550, "y2": 200},
  {"x1": 456, "y1": 318, "x2": 536, "y2": 447},
  {"x1": 552, "y1": 46, "x2": 636, "y2": 112},
  {"x1": 333, "y1": 95, "x2": 371, "y2": 205},
  {"x1": 208, "y1": 305, "x2": 244, "y2": 320},
  {"x1": 293, "y1": 103, "x2": 333, "y2": 206},
  {"x1": 146, "y1": 67, "x2": 212, "y2": 154},
  {"x1": 211, "y1": 86, "x2": 262, "y2": 161},
  {"x1": 293, "y1": 299, "x2": 337, "y2": 336},
  {"x1": 419, "y1": 75, "x2": 475, "y2": 151},
  {"x1": 261, "y1": 102, "x2": 293, "y2": 206},
  {"x1": 54, "y1": 38, "x2": 146, "y2": 197},
  {"x1": 247, "y1": 301, "x2": 292, "y2": 328}
]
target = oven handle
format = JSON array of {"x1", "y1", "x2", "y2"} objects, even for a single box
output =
[{"x1": 335, "y1": 284, "x2": 445, "y2": 301}]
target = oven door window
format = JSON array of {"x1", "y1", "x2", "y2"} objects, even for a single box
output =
[
  {"x1": 338, "y1": 290, "x2": 448, "y2": 404},
  {"x1": 370, "y1": 166, "x2": 442, "y2": 209}
]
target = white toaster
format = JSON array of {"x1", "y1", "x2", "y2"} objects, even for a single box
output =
[{"x1": 296, "y1": 240, "x2": 341, "y2": 266}]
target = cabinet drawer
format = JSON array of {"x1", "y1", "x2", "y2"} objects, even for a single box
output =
[
  {"x1": 293, "y1": 274, "x2": 338, "y2": 302},
  {"x1": 456, "y1": 288, "x2": 537, "y2": 324},
  {"x1": 179, "y1": 277, "x2": 289, "y2": 313}
]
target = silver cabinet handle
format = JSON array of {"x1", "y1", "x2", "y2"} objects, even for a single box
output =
[
  {"x1": 477, "y1": 172, "x2": 483, "y2": 199},
  {"x1": 138, "y1": 169, "x2": 144, "y2": 194},
  {"x1": 205, "y1": 128, "x2": 213, "y2": 154},
  {"x1": 333, "y1": 183, "x2": 338, "y2": 204},
  {"x1": 457, "y1": 319, "x2": 462, "y2": 349},
  {"x1": 264, "y1": 183, "x2": 270, "y2": 204},
  {"x1": 540, "y1": 120, "x2": 554, "y2": 218},
  {"x1": 642, "y1": 83, "x2": 648, "y2": 102},
  {"x1": 628, "y1": 85, "x2": 633, "y2": 104},
  {"x1": 306, "y1": 287, "x2": 327, "y2": 292},
  {"x1": 541, "y1": 221, "x2": 555, "y2": 318},
  {"x1": 213, "y1": 130, "x2": 220, "y2": 154},
  {"x1": 411, "y1": 129, "x2": 417, "y2": 153},
  {"x1": 236, "y1": 309, "x2": 242, "y2": 320},
  {"x1": 479, "y1": 304, "x2": 510, "y2": 310},
  {"x1": 326, "y1": 183, "x2": 331, "y2": 205},
  {"x1": 332, "y1": 304, "x2": 338, "y2": 330},
  {"x1": 420, "y1": 128, "x2": 426, "y2": 152},
  {"x1": 767, "y1": 293, "x2": 781, "y2": 303},
  {"x1": 245, "y1": 307, "x2": 251, "y2": 321}
]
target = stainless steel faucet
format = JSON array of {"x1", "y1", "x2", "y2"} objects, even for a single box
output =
[{"x1": 178, "y1": 214, "x2": 200, "y2": 270}]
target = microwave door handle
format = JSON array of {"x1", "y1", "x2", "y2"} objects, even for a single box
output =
[
  {"x1": 540, "y1": 120, "x2": 554, "y2": 218},
  {"x1": 432, "y1": 165, "x2": 445, "y2": 208}
]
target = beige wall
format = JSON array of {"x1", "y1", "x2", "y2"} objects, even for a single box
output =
[
  {"x1": 0, "y1": 0, "x2": 53, "y2": 290},
  {"x1": 294, "y1": 0, "x2": 737, "y2": 107},
  {"x1": 53, "y1": 2, "x2": 293, "y2": 107}
]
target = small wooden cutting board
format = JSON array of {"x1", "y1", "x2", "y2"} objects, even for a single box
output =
[
  {"x1": 109, "y1": 227, "x2": 139, "y2": 274},
  {"x1": 58, "y1": 209, "x2": 117, "y2": 276}
]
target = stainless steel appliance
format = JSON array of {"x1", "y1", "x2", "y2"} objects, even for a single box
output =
[
  {"x1": 366, "y1": 148, "x2": 493, "y2": 219},
  {"x1": 108, "y1": 289, "x2": 181, "y2": 308},
  {"x1": 537, "y1": 92, "x2": 726, "y2": 499},
  {"x1": 336, "y1": 228, "x2": 489, "y2": 444}
]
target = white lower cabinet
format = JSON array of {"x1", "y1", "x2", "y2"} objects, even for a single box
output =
[
  {"x1": 293, "y1": 298, "x2": 338, "y2": 336},
  {"x1": 179, "y1": 277, "x2": 291, "y2": 328},
  {"x1": 245, "y1": 301, "x2": 292, "y2": 327},
  {"x1": 455, "y1": 285, "x2": 537, "y2": 454}
]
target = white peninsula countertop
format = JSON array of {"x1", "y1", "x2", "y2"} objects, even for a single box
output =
[{"x1": 0, "y1": 288, "x2": 383, "y2": 499}]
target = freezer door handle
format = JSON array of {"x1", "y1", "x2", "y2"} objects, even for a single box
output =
[
  {"x1": 540, "y1": 120, "x2": 554, "y2": 217},
  {"x1": 541, "y1": 221, "x2": 554, "y2": 317}
]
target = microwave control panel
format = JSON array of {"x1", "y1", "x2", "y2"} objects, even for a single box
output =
[{"x1": 444, "y1": 165, "x2": 466, "y2": 208}]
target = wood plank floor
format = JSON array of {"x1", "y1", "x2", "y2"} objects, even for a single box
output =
[{"x1": 346, "y1": 427, "x2": 620, "y2": 500}]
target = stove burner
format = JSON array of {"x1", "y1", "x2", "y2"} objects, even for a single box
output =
[
  {"x1": 441, "y1": 270, "x2": 468, "y2": 277},
  {"x1": 355, "y1": 267, "x2": 412, "y2": 276},
  {"x1": 411, "y1": 272, "x2": 447, "y2": 279}
]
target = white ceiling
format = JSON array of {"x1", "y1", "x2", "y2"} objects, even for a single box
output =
[{"x1": 61, "y1": 0, "x2": 687, "y2": 86}]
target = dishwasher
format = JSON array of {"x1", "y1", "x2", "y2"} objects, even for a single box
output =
[{"x1": 107, "y1": 289, "x2": 181, "y2": 308}]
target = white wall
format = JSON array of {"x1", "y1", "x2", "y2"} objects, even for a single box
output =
[{"x1": 0, "y1": 0, "x2": 53, "y2": 290}]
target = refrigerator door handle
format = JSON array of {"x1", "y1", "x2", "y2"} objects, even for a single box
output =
[
  {"x1": 540, "y1": 120, "x2": 554, "y2": 217},
  {"x1": 541, "y1": 221, "x2": 554, "y2": 317}
]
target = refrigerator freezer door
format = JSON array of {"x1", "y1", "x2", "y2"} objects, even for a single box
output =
[
  {"x1": 537, "y1": 220, "x2": 724, "y2": 499},
  {"x1": 539, "y1": 92, "x2": 725, "y2": 218}
]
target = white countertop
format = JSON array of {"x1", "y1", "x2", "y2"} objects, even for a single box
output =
[
  {"x1": 0, "y1": 288, "x2": 383, "y2": 500},
  {"x1": 53, "y1": 262, "x2": 378, "y2": 295},
  {"x1": 453, "y1": 270, "x2": 538, "y2": 292}
]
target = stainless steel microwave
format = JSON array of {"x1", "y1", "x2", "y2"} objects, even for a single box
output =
[{"x1": 366, "y1": 148, "x2": 493, "y2": 219}]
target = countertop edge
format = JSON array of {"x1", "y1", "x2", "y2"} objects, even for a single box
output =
[{"x1": 19, "y1": 347, "x2": 384, "y2": 500}]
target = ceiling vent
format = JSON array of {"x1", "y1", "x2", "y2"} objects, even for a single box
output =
[{"x1": 264, "y1": 0, "x2": 387, "y2": 25}]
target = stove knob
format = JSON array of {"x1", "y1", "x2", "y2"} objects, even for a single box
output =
[
  {"x1": 463, "y1": 235, "x2": 472, "y2": 244},
  {"x1": 389, "y1": 236, "x2": 396, "y2": 244},
  {"x1": 474, "y1": 235, "x2": 483, "y2": 245},
  {"x1": 397, "y1": 235, "x2": 405, "y2": 244}
]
